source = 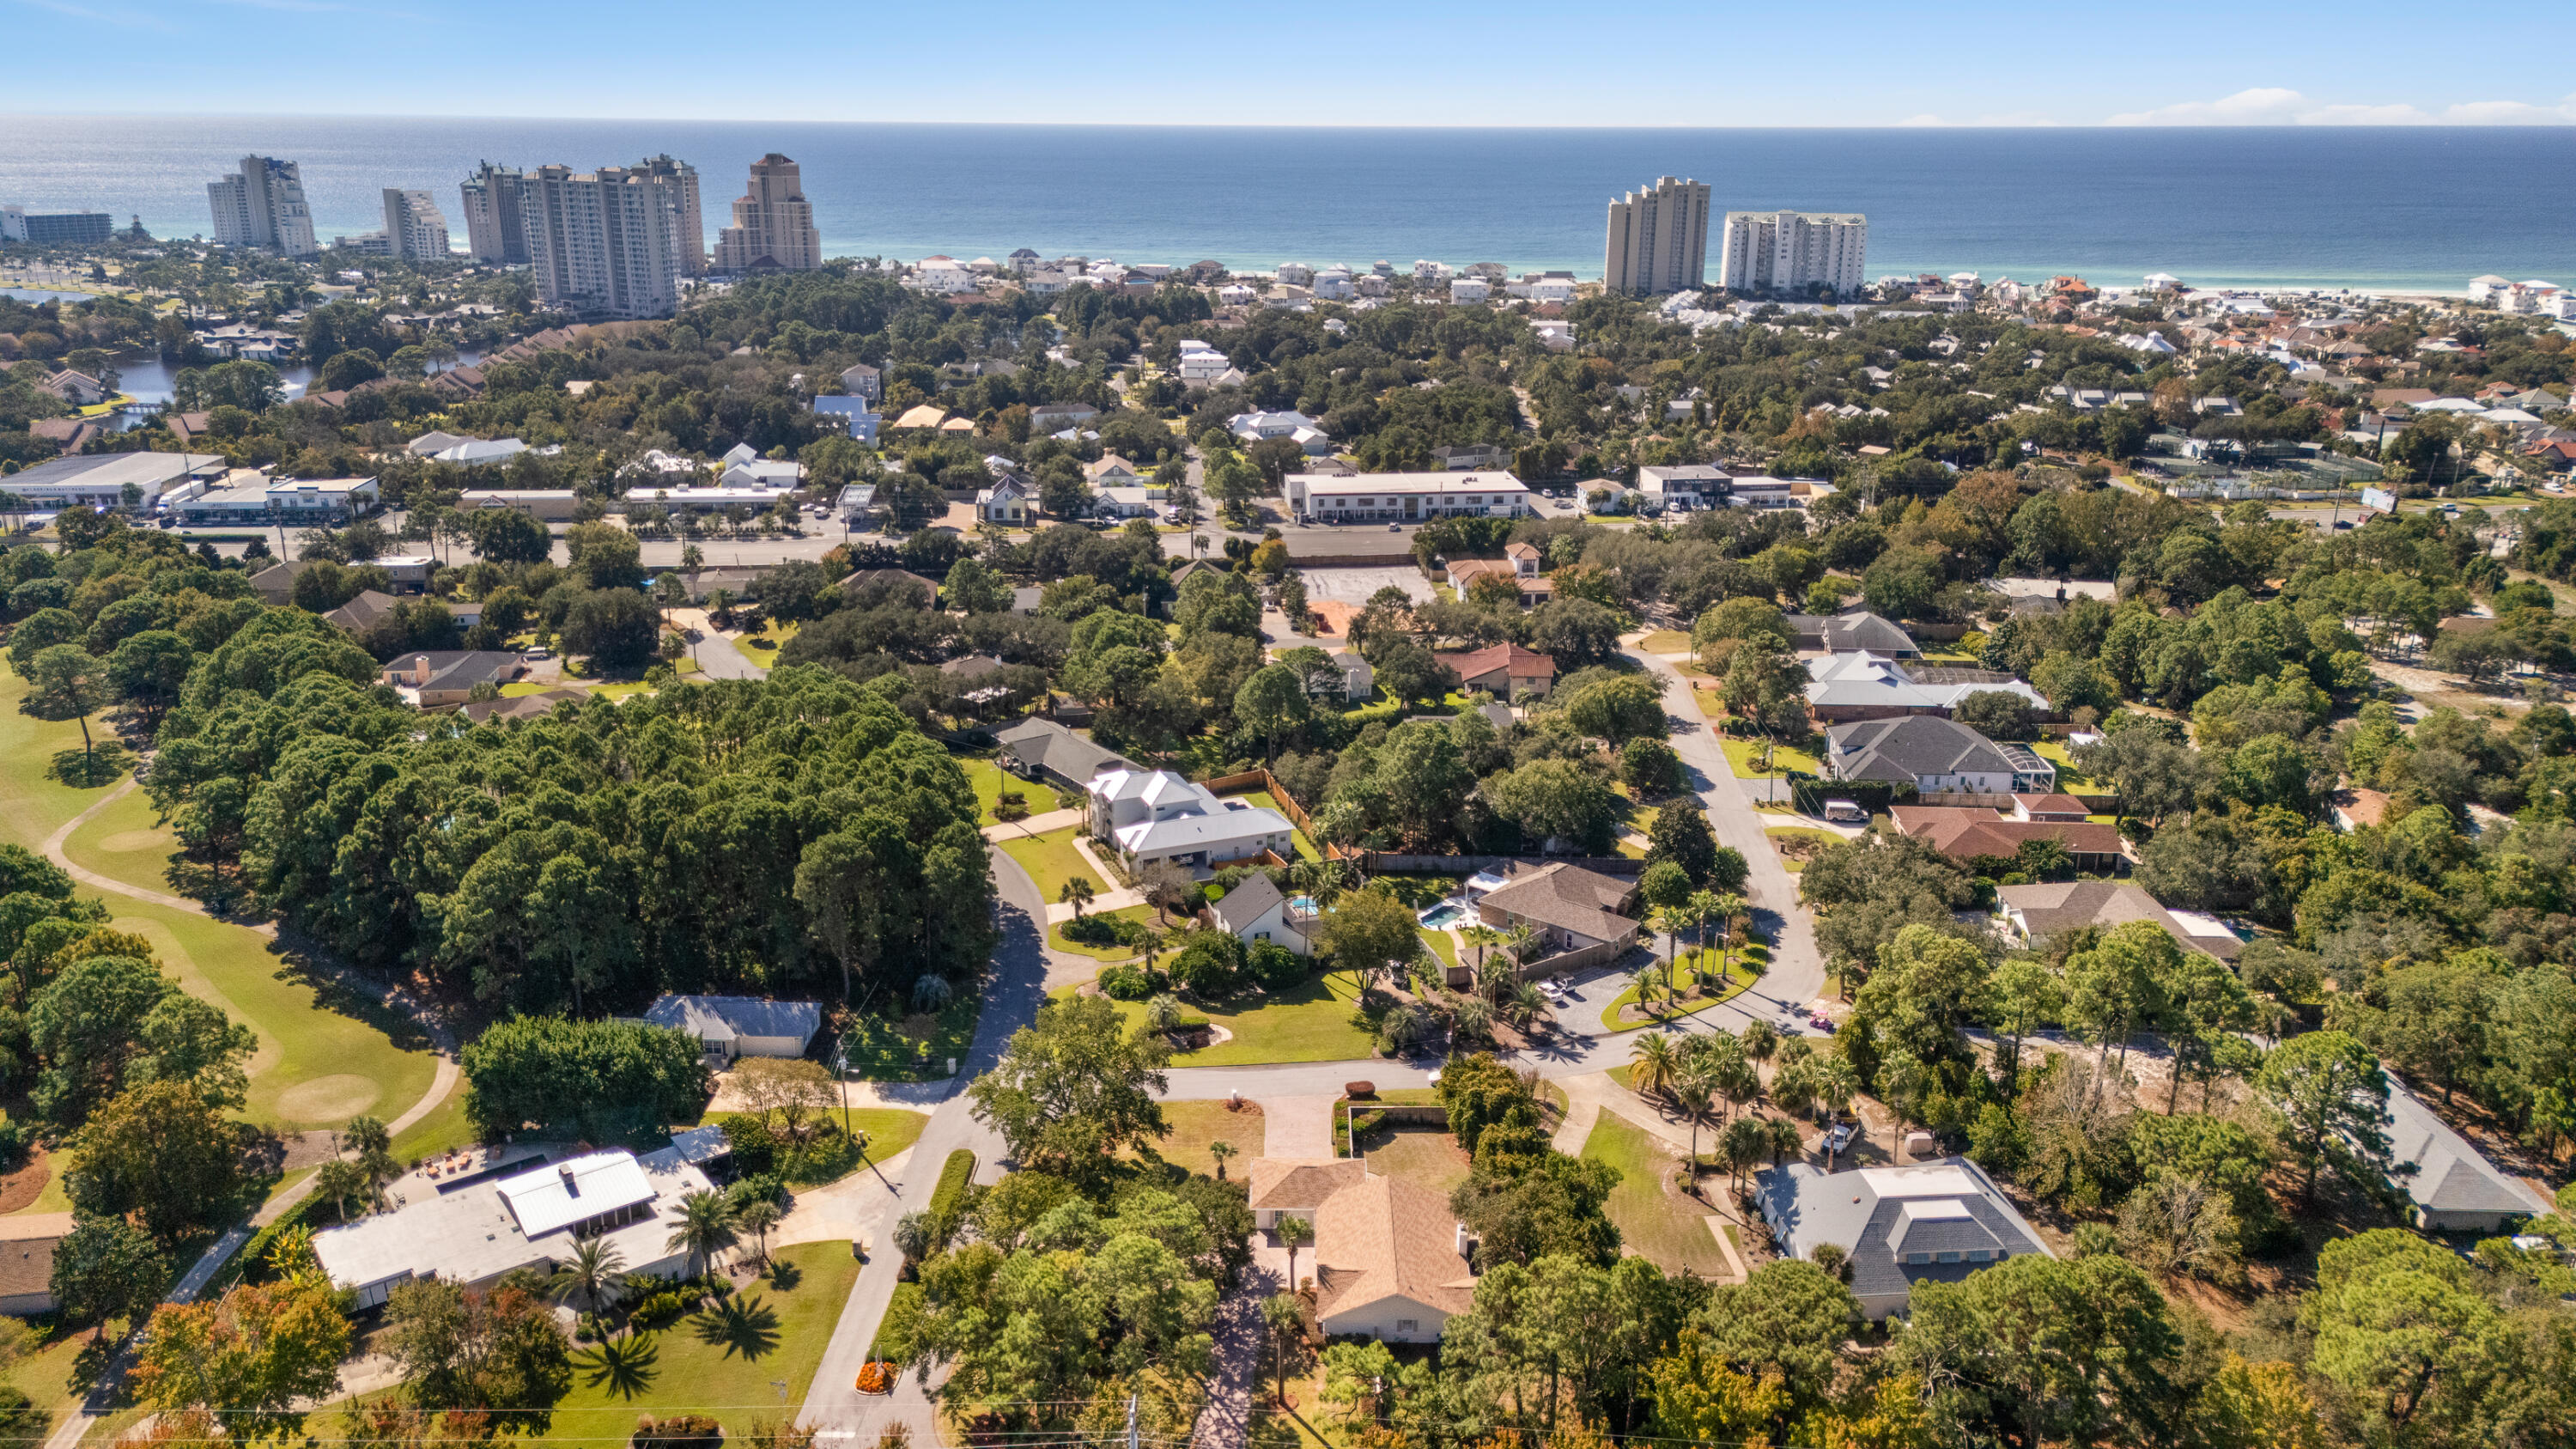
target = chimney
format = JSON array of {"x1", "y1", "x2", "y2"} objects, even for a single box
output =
[
  {"x1": 559, "y1": 1165, "x2": 579, "y2": 1196},
  {"x1": 1455, "y1": 1223, "x2": 1472, "y2": 1259}
]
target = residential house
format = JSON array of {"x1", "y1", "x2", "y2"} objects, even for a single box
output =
[
  {"x1": 1328, "y1": 650, "x2": 1375, "y2": 701},
  {"x1": 1473, "y1": 861, "x2": 1640, "y2": 968},
  {"x1": 27, "y1": 417, "x2": 100, "y2": 454},
  {"x1": 1637, "y1": 464, "x2": 1731, "y2": 508},
  {"x1": 1753, "y1": 1160, "x2": 2051, "y2": 1319},
  {"x1": 1230, "y1": 410, "x2": 1333, "y2": 454},
  {"x1": 1785, "y1": 611, "x2": 1918, "y2": 655},
  {"x1": 313, "y1": 1148, "x2": 717, "y2": 1311},
  {"x1": 1208, "y1": 874, "x2": 1309, "y2": 955},
  {"x1": 1825, "y1": 715, "x2": 2056, "y2": 795},
  {"x1": 1431, "y1": 443, "x2": 1507, "y2": 472},
  {"x1": 1890, "y1": 805, "x2": 2125, "y2": 874},
  {"x1": 1247, "y1": 1160, "x2": 1475, "y2": 1342},
  {"x1": 2330, "y1": 788, "x2": 2393, "y2": 832},
  {"x1": 1088, "y1": 767, "x2": 1295, "y2": 875},
  {"x1": 1802, "y1": 653, "x2": 2049, "y2": 723},
  {"x1": 995, "y1": 717, "x2": 1135, "y2": 792},
  {"x1": 406, "y1": 429, "x2": 471, "y2": 457},
  {"x1": 323, "y1": 589, "x2": 405, "y2": 635},
  {"x1": 811, "y1": 396, "x2": 880, "y2": 442},
  {"x1": 2383, "y1": 1082, "x2": 2553, "y2": 1233},
  {"x1": 380, "y1": 650, "x2": 526, "y2": 708},
  {"x1": 1993, "y1": 880, "x2": 2243, "y2": 962},
  {"x1": 1028, "y1": 402, "x2": 1100, "y2": 434},
  {"x1": 1432, "y1": 642, "x2": 1557, "y2": 699},
  {"x1": 0, "y1": 1215, "x2": 73, "y2": 1315},
  {"x1": 638, "y1": 995, "x2": 822, "y2": 1063},
  {"x1": 1092, "y1": 485, "x2": 1155, "y2": 519},
  {"x1": 838, "y1": 362, "x2": 883, "y2": 403},
  {"x1": 461, "y1": 688, "x2": 585, "y2": 725},
  {"x1": 836, "y1": 568, "x2": 939, "y2": 605},
  {"x1": 40, "y1": 369, "x2": 110, "y2": 407},
  {"x1": 1086, "y1": 454, "x2": 1142, "y2": 484},
  {"x1": 978, "y1": 474, "x2": 1034, "y2": 524}
]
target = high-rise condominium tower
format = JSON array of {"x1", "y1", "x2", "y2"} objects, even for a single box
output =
[
  {"x1": 712, "y1": 154, "x2": 823, "y2": 272},
  {"x1": 207, "y1": 155, "x2": 318, "y2": 257},
  {"x1": 522, "y1": 162, "x2": 699, "y2": 320},
  {"x1": 459, "y1": 161, "x2": 529, "y2": 265},
  {"x1": 634, "y1": 154, "x2": 705, "y2": 277},
  {"x1": 1717, "y1": 211, "x2": 1868, "y2": 297},
  {"x1": 1602, "y1": 176, "x2": 1709, "y2": 297},
  {"x1": 381, "y1": 189, "x2": 451, "y2": 262}
]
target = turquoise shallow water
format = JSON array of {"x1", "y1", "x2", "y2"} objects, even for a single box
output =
[{"x1": 2, "y1": 118, "x2": 2568, "y2": 292}]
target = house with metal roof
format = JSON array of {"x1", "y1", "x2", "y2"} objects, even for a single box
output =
[
  {"x1": 638, "y1": 995, "x2": 822, "y2": 1062},
  {"x1": 1753, "y1": 1158, "x2": 2052, "y2": 1319},
  {"x1": 995, "y1": 717, "x2": 1135, "y2": 792},
  {"x1": 1783, "y1": 610, "x2": 1916, "y2": 655},
  {"x1": 1804, "y1": 653, "x2": 2048, "y2": 723},
  {"x1": 2384, "y1": 1082, "x2": 2553, "y2": 1233},
  {"x1": 1089, "y1": 767, "x2": 1293, "y2": 875}
]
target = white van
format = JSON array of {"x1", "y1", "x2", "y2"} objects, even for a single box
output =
[{"x1": 1821, "y1": 799, "x2": 1868, "y2": 825}]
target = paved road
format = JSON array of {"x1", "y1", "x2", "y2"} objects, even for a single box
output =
[{"x1": 797, "y1": 849, "x2": 1052, "y2": 1444}]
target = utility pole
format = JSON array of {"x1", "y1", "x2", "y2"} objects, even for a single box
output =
[{"x1": 1125, "y1": 1394, "x2": 1139, "y2": 1449}]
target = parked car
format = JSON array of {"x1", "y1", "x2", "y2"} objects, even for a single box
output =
[
  {"x1": 522, "y1": 646, "x2": 552, "y2": 661},
  {"x1": 1808, "y1": 1011, "x2": 1836, "y2": 1032}
]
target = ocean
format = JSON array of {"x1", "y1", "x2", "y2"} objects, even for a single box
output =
[{"x1": 2, "y1": 117, "x2": 2571, "y2": 295}]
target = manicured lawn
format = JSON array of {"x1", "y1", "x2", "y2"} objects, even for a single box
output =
[
  {"x1": 1581, "y1": 1113, "x2": 1730, "y2": 1277},
  {"x1": 1638, "y1": 630, "x2": 1693, "y2": 654},
  {"x1": 1764, "y1": 826, "x2": 1844, "y2": 874},
  {"x1": 1364, "y1": 1128, "x2": 1471, "y2": 1199},
  {"x1": 729, "y1": 618, "x2": 801, "y2": 669},
  {"x1": 1048, "y1": 903, "x2": 1159, "y2": 960},
  {"x1": 2027, "y1": 738, "x2": 2096, "y2": 788},
  {"x1": 1419, "y1": 929, "x2": 1460, "y2": 975},
  {"x1": 472, "y1": 1241, "x2": 860, "y2": 1440},
  {"x1": 1058, "y1": 970, "x2": 1378, "y2": 1066},
  {"x1": 389, "y1": 1074, "x2": 477, "y2": 1163},
  {"x1": 692, "y1": 1109, "x2": 929, "y2": 1176},
  {"x1": 998, "y1": 826, "x2": 1107, "y2": 903},
  {"x1": 1719, "y1": 734, "x2": 1822, "y2": 780},
  {"x1": 953, "y1": 752, "x2": 1028, "y2": 826},
  {"x1": 1598, "y1": 956, "x2": 1760, "y2": 1032},
  {"x1": 1130, "y1": 1099, "x2": 1267, "y2": 1178},
  {"x1": 1232, "y1": 790, "x2": 1324, "y2": 861},
  {"x1": 0, "y1": 660, "x2": 118, "y2": 851}
]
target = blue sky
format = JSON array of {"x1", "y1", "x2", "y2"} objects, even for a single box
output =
[{"x1": 8, "y1": 0, "x2": 2575, "y2": 126}]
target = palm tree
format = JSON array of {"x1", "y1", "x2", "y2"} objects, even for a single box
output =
[
  {"x1": 1711, "y1": 1053, "x2": 1760, "y2": 1124},
  {"x1": 1502, "y1": 923, "x2": 1542, "y2": 977},
  {"x1": 1146, "y1": 992, "x2": 1186, "y2": 1034},
  {"x1": 553, "y1": 1235, "x2": 630, "y2": 1318},
  {"x1": 666, "y1": 1190, "x2": 740, "y2": 1278},
  {"x1": 1278, "y1": 1216, "x2": 1314, "y2": 1290},
  {"x1": 1710, "y1": 892, "x2": 1747, "y2": 982},
  {"x1": 1628, "y1": 1032, "x2": 1680, "y2": 1102},
  {"x1": 1722, "y1": 1117, "x2": 1771, "y2": 1194},
  {"x1": 1765, "y1": 1116, "x2": 1803, "y2": 1167},
  {"x1": 1261, "y1": 1293, "x2": 1304, "y2": 1405},
  {"x1": 1770, "y1": 1061, "x2": 1817, "y2": 1124},
  {"x1": 736, "y1": 1200, "x2": 783, "y2": 1266},
  {"x1": 1504, "y1": 981, "x2": 1549, "y2": 1032},
  {"x1": 1454, "y1": 995, "x2": 1494, "y2": 1046},
  {"x1": 314, "y1": 1159, "x2": 365, "y2": 1222},
  {"x1": 1685, "y1": 889, "x2": 1723, "y2": 954},
  {"x1": 680, "y1": 543, "x2": 705, "y2": 572},
  {"x1": 1812, "y1": 1058, "x2": 1858, "y2": 1168},
  {"x1": 345, "y1": 1116, "x2": 397, "y2": 1208},
  {"x1": 1461, "y1": 924, "x2": 1502, "y2": 976},
  {"x1": 1670, "y1": 1076, "x2": 1714, "y2": 1189},
  {"x1": 1060, "y1": 877, "x2": 1097, "y2": 919},
  {"x1": 1210, "y1": 1141, "x2": 1238, "y2": 1181},
  {"x1": 1741, "y1": 1020, "x2": 1779, "y2": 1076}
]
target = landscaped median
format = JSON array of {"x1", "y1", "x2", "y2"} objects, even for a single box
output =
[{"x1": 1598, "y1": 949, "x2": 1763, "y2": 1032}]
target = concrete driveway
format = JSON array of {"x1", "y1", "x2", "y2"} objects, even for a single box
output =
[{"x1": 1303, "y1": 564, "x2": 1432, "y2": 605}]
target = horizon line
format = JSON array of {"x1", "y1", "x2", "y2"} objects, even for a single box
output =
[{"x1": 5, "y1": 111, "x2": 2576, "y2": 131}]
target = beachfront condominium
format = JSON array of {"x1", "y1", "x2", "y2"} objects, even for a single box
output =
[
  {"x1": 381, "y1": 189, "x2": 451, "y2": 262},
  {"x1": 523, "y1": 162, "x2": 699, "y2": 320},
  {"x1": 635, "y1": 154, "x2": 706, "y2": 277},
  {"x1": 1603, "y1": 176, "x2": 1709, "y2": 297},
  {"x1": 1, "y1": 208, "x2": 113, "y2": 245},
  {"x1": 207, "y1": 155, "x2": 318, "y2": 257},
  {"x1": 712, "y1": 154, "x2": 823, "y2": 273},
  {"x1": 1718, "y1": 210, "x2": 1868, "y2": 298},
  {"x1": 459, "y1": 161, "x2": 529, "y2": 265}
]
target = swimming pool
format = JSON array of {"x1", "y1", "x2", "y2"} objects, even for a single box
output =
[
  {"x1": 1289, "y1": 896, "x2": 1321, "y2": 914},
  {"x1": 1418, "y1": 903, "x2": 1469, "y2": 929}
]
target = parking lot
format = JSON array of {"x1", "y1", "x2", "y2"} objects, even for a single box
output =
[{"x1": 1301, "y1": 564, "x2": 1434, "y2": 605}]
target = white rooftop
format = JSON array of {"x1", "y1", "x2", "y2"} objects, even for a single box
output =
[
  {"x1": 498, "y1": 1150, "x2": 654, "y2": 1239},
  {"x1": 1857, "y1": 1164, "x2": 1982, "y2": 1198}
]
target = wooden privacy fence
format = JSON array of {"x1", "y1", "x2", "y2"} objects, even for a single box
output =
[
  {"x1": 1358, "y1": 852, "x2": 1647, "y2": 876},
  {"x1": 1202, "y1": 766, "x2": 1364, "y2": 861}
]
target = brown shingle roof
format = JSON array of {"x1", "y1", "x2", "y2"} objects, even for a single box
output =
[
  {"x1": 1247, "y1": 1157, "x2": 1365, "y2": 1212},
  {"x1": 1310, "y1": 1172, "x2": 1474, "y2": 1320},
  {"x1": 1890, "y1": 807, "x2": 2123, "y2": 863},
  {"x1": 1433, "y1": 643, "x2": 1555, "y2": 685},
  {"x1": 1476, "y1": 861, "x2": 1636, "y2": 941},
  {"x1": 1996, "y1": 880, "x2": 2239, "y2": 960},
  {"x1": 0, "y1": 1214, "x2": 75, "y2": 1301}
]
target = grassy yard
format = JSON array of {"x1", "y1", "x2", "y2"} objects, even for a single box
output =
[
  {"x1": 1419, "y1": 929, "x2": 1460, "y2": 975},
  {"x1": 1048, "y1": 904, "x2": 1160, "y2": 961},
  {"x1": 1581, "y1": 1113, "x2": 1731, "y2": 1277},
  {"x1": 1764, "y1": 826, "x2": 1844, "y2": 874},
  {"x1": 691, "y1": 1108, "x2": 929, "y2": 1176},
  {"x1": 1637, "y1": 630, "x2": 1693, "y2": 654},
  {"x1": 998, "y1": 826, "x2": 1107, "y2": 903},
  {"x1": 1058, "y1": 970, "x2": 1378, "y2": 1066},
  {"x1": 438, "y1": 1241, "x2": 859, "y2": 1440},
  {"x1": 1598, "y1": 956, "x2": 1760, "y2": 1032},
  {"x1": 1129, "y1": 1099, "x2": 1267, "y2": 1178},
  {"x1": 1719, "y1": 734, "x2": 1822, "y2": 780},
  {"x1": 840, "y1": 993, "x2": 981, "y2": 1081},
  {"x1": 952, "y1": 752, "x2": 1028, "y2": 826},
  {"x1": 2027, "y1": 738, "x2": 2095, "y2": 788},
  {"x1": 1231, "y1": 790, "x2": 1323, "y2": 861},
  {"x1": 729, "y1": 618, "x2": 801, "y2": 670}
]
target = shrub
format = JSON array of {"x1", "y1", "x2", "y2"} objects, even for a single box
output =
[
  {"x1": 635, "y1": 1415, "x2": 725, "y2": 1449},
  {"x1": 1099, "y1": 962, "x2": 1158, "y2": 1000},
  {"x1": 1167, "y1": 930, "x2": 1246, "y2": 996},
  {"x1": 1619, "y1": 738, "x2": 1685, "y2": 795},
  {"x1": 1249, "y1": 939, "x2": 1307, "y2": 990},
  {"x1": 628, "y1": 1291, "x2": 691, "y2": 1330},
  {"x1": 871, "y1": 1282, "x2": 925, "y2": 1365},
  {"x1": 1061, "y1": 914, "x2": 1125, "y2": 947},
  {"x1": 727, "y1": 1172, "x2": 786, "y2": 1210}
]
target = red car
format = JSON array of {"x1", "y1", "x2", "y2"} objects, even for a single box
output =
[{"x1": 1808, "y1": 1012, "x2": 1836, "y2": 1032}]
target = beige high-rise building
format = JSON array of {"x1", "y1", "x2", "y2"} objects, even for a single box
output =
[
  {"x1": 207, "y1": 155, "x2": 318, "y2": 257},
  {"x1": 381, "y1": 189, "x2": 450, "y2": 262},
  {"x1": 459, "y1": 162, "x2": 529, "y2": 265},
  {"x1": 1718, "y1": 210, "x2": 1868, "y2": 298},
  {"x1": 523, "y1": 162, "x2": 697, "y2": 320},
  {"x1": 1602, "y1": 175, "x2": 1709, "y2": 297},
  {"x1": 713, "y1": 154, "x2": 823, "y2": 273},
  {"x1": 634, "y1": 154, "x2": 705, "y2": 276}
]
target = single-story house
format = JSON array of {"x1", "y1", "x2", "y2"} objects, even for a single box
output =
[
  {"x1": 248, "y1": 559, "x2": 311, "y2": 605},
  {"x1": 979, "y1": 475, "x2": 1033, "y2": 524},
  {"x1": 313, "y1": 1148, "x2": 716, "y2": 1311},
  {"x1": 1431, "y1": 642, "x2": 1557, "y2": 699},
  {"x1": 1804, "y1": 653, "x2": 2049, "y2": 723},
  {"x1": 1785, "y1": 611, "x2": 1918, "y2": 655},
  {"x1": 1825, "y1": 716, "x2": 2057, "y2": 795},
  {"x1": 1090, "y1": 766, "x2": 1295, "y2": 874},
  {"x1": 1208, "y1": 874, "x2": 1309, "y2": 955},
  {"x1": 837, "y1": 567, "x2": 939, "y2": 605},
  {"x1": 1890, "y1": 806, "x2": 2126, "y2": 874},
  {"x1": 996, "y1": 717, "x2": 1135, "y2": 792},
  {"x1": 406, "y1": 429, "x2": 471, "y2": 457},
  {"x1": 1753, "y1": 1158, "x2": 2051, "y2": 1319},
  {"x1": 461, "y1": 488, "x2": 580, "y2": 521},
  {"x1": 1329, "y1": 650, "x2": 1374, "y2": 701},
  {"x1": 0, "y1": 1214, "x2": 75, "y2": 1315},
  {"x1": 1093, "y1": 485, "x2": 1155, "y2": 519},
  {"x1": 2384, "y1": 1082, "x2": 2554, "y2": 1233},
  {"x1": 324, "y1": 589, "x2": 404, "y2": 635},
  {"x1": 1473, "y1": 861, "x2": 1639, "y2": 969},
  {"x1": 381, "y1": 650, "x2": 526, "y2": 708},
  {"x1": 460, "y1": 688, "x2": 585, "y2": 725},
  {"x1": 1993, "y1": 880, "x2": 2243, "y2": 962},
  {"x1": 639, "y1": 995, "x2": 822, "y2": 1062},
  {"x1": 1248, "y1": 1160, "x2": 1475, "y2": 1342}
]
